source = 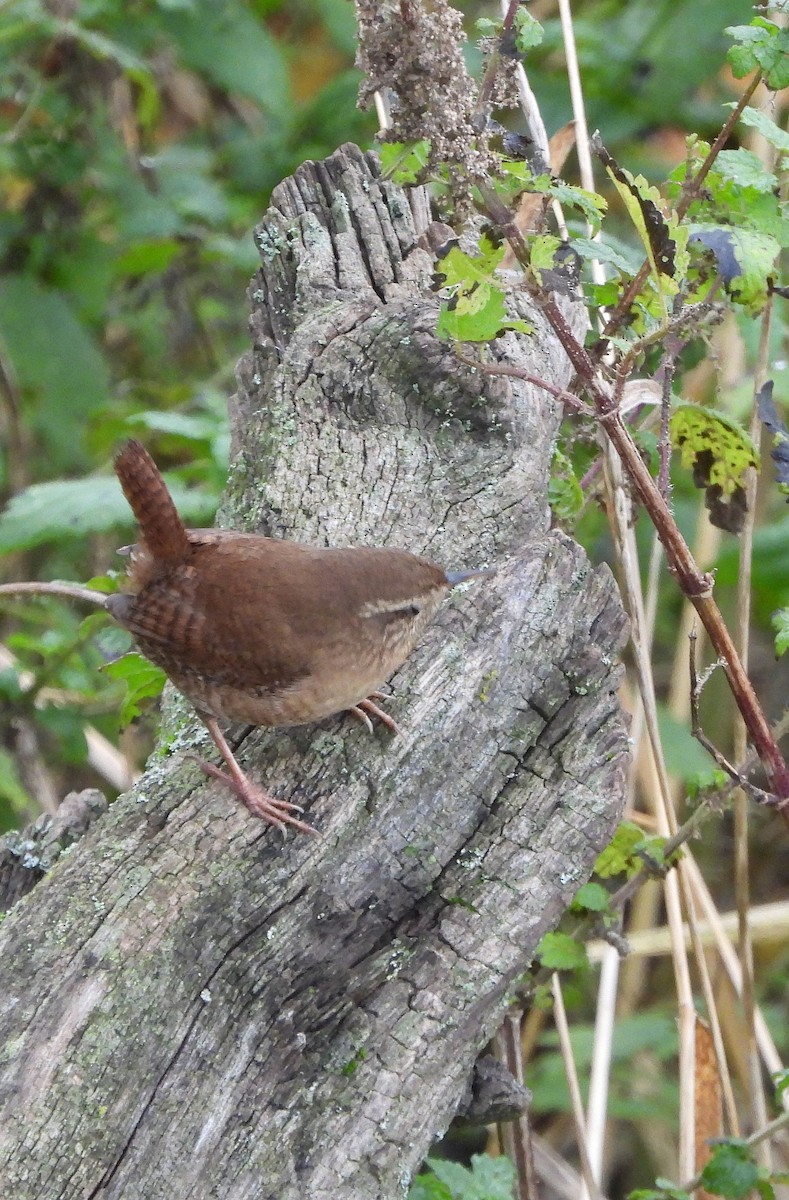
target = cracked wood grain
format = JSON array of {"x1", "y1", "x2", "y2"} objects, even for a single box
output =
[{"x1": 0, "y1": 144, "x2": 629, "y2": 1200}]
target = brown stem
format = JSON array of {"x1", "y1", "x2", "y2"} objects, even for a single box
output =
[
  {"x1": 0, "y1": 581, "x2": 111, "y2": 607},
  {"x1": 479, "y1": 183, "x2": 789, "y2": 815},
  {"x1": 474, "y1": 0, "x2": 521, "y2": 123},
  {"x1": 596, "y1": 74, "x2": 763, "y2": 346},
  {"x1": 600, "y1": 408, "x2": 789, "y2": 814}
]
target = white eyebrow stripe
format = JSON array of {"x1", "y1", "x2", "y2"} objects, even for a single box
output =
[{"x1": 358, "y1": 592, "x2": 436, "y2": 618}]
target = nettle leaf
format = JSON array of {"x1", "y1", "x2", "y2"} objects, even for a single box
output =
[
  {"x1": 670, "y1": 404, "x2": 759, "y2": 534},
  {"x1": 536, "y1": 931, "x2": 587, "y2": 971},
  {"x1": 726, "y1": 19, "x2": 789, "y2": 90},
  {"x1": 434, "y1": 237, "x2": 531, "y2": 342},
  {"x1": 700, "y1": 1141, "x2": 759, "y2": 1199},
  {"x1": 734, "y1": 105, "x2": 789, "y2": 154},
  {"x1": 572, "y1": 235, "x2": 642, "y2": 277},
  {"x1": 425, "y1": 1153, "x2": 516, "y2": 1200},
  {"x1": 379, "y1": 140, "x2": 432, "y2": 184},
  {"x1": 690, "y1": 224, "x2": 779, "y2": 313},
  {"x1": 571, "y1": 881, "x2": 609, "y2": 913},
  {"x1": 595, "y1": 821, "x2": 645, "y2": 878},
  {"x1": 103, "y1": 652, "x2": 166, "y2": 727},
  {"x1": 772, "y1": 608, "x2": 789, "y2": 657},
  {"x1": 594, "y1": 139, "x2": 688, "y2": 297},
  {"x1": 514, "y1": 7, "x2": 544, "y2": 54},
  {"x1": 500, "y1": 165, "x2": 606, "y2": 231},
  {"x1": 757, "y1": 380, "x2": 789, "y2": 494},
  {"x1": 408, "y1": 1171, "x2": 452, "y2": 1200},
  {"x1": 714, "y1": 149, "x2": 777, "y2": 194}
]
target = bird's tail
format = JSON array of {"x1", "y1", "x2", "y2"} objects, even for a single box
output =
[{"x1": 114, "y1": 440, "x2": 190, "y2": 562}]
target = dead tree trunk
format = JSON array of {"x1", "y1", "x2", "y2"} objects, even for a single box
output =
[{"x1": 0, "y1": 145, "x2": 628, "y2": 1200}]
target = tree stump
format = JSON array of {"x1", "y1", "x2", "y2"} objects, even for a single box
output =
[{"x1": 0, "y1": 144, "x2": 628, "y2": 1199}]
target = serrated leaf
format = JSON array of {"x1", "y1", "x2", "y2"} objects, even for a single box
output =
[
  {"x1": 734, "y1": 104, "x2": 789, "y2": 153},
  {"x1": 500, "y1": 167, "x2": 606, "y2": 231},
  {"x1": 690, "y1": 224, "x2": 779, "y2": 313},
  {"x1": 670, "y1": 403, "x2": 759, "y2": 533},
  {"x1": 104, "y1": 652, "x2": 166, "y2": 726},
  {"x1": 424, "y1": 1153, "x2": 516, "y2": 1200},
  {"x1": 725, "y1": 21, "x2": 789, "y2": 90},
  {"x1": 434, "y1": 238, "x2": 530, "y2": 341},
  {"x1": 714, "y1": 149, "x2": 777, "y2": 194},
  {"x1": 513, "y1": 8, "x2": 543, "y2": 54},
  {"x1": 435, "y1": 236, "x2": 506, "y2": 287},
  {"x1": 700, "y1": 1141, "x2": 758, "y2": 1199},
  {"x1": 0, "y1": 476, "x2": 217, "y2": 554},
  {"x1": 595, "y1": 142, "x2": 678, "y2": 283},
  {"x1": 531, "y1": 234, "x2": 562, "y2": 275},
  {"x1": 536, "y1": 931, "x2": 587, "y2": 971},
  {"x1": 572, "y1": 882, "x2": 609, "y2": 912},
  {"x1": 595, "y1": 821, "x2": 645, "y2": 878}
]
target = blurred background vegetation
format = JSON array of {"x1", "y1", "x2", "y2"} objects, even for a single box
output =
[{"x1": 1, "y1": 0, "x2": 787, "y2": 1193}]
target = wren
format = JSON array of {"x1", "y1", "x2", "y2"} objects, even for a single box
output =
[{"x1": 107, "y1": 440, "x2": 487, "y2": 833}]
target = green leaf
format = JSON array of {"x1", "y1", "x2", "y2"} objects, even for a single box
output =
[
  {"x1": 689, "y1": 224, "x2": 780, "y2": 313},
  {"x1": 725, "y1": 20, "x2": 789, "y2": 90},
  {"x1": 115, "y1": 239, "x2": 183, "y2": 277},
  {"x1": 596, "y1": 142, "x2": 687, "y2": 300},
  {"x1": 0, "y1": 748, "x2": 32, "y2": 821},
  {"x1": 434, "y1": 236, "x2": 531, "y2": 342},
  {"x1": 714, "y1": 149, "x2": 777, "y2": 194},
  {"x1": 548, "y1": 450, "x2": 583, "y2": 523},
  {"x1": 408, "y1": 1174, "x2": 453, "y2": 1200},
  {"x1": 474, "y1": 17, "x2": 498, "y2": 39},
  {"x1": 421, "y1": 1153, "x2": 516, "y2": 1200},
  {"x1": 379, "y1": 140, "x2": 432, "y2": 185},
  {"x1": 733, "y1": 104, "x2": 789, "y2": 153},
  {"x1": 772, "y1": 608, "x2": 789, "y2": 657},
  {"x1": 571, "y1": 236, "x2": 642, "y2": 276},
  {"x1": 513, "y1": 9, "x2": 543, "y2": 54},
  {"x1": 536, "y1": 931, "x2": 587, "y2": 971},
  {"x1": 0, "y1": 476, "x2": 217, "y2": 554},
  {"x1": 500, "y1": 166, "x2": 606, "y2": 231},
  {"x1": 104, "y1": 652, "x2": 166, "y2": 726},
  {"x1": 37, "y1": 706, "x2": 88, "y2": 766},
  {"x1": 595, "y1": 821, "x2": 645, "y2": 878},
  {"x1": 700, "y1": 1141, "x2": 759, "y2": 1199},
  {"x1": 572, "y1": 882, "x2": 609, "y2": 913},
  {"x1": 570, "y1": 883, "x2": 609, "y2": 907},
  {"x1": 670, "y1": 403, "x2": 760, "y2": 532},
  {"x1": 629, "y1": 1186, "x2": 691, "y2": 1200},
  {"x1": 0, "y1": 276, "x2": 111, "y2": 470},
  {"x1": 158, "y1": 0, "x2": 290, "y2": 111},
  {"x1": 531, "y1": 234, "x2": 562, "y2": 277}
]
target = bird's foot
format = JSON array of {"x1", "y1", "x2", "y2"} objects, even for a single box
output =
[
  {"x1": 347, "y1": 691, "x2": 404, "y2": 738},
  {"x1": 188, "y1": 756, "x2": 317, "y2": 835}
]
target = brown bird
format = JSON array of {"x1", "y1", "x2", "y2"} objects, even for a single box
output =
[{"x1": 107, "y1": 440, "x2": 487, "y2": 833}]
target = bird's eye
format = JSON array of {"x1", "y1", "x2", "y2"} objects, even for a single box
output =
[{"x1": 407, "y1": 604, "x2": 421, "y2": 617}]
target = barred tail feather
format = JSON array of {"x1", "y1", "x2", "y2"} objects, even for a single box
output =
[{"x1": 114, "y1": 440, "x2": 190, "y2": 562}]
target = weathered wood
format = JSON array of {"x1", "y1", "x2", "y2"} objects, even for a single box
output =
[{"x1": 0, "y1": 145, "x2": 628, "y2": 1199}]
